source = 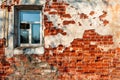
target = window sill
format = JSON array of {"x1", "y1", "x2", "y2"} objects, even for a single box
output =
[
  {"x1": 15, "y1": 45, "x2": 44, "y2": 49},
  {"x1": 14, "y1": 45, "x2": 44, "y2": 54}
]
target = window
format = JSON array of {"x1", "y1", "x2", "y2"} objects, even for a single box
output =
[
  {"x1": 14, "y1": 5, "x2": 43, "y2": 47},
  {"x1": 19, "y1": 10, "x2": 41, "y2": 45}
]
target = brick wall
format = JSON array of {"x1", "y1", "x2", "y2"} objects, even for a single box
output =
[
  {"x1": 43, "y1": 0, "x2": 120, "y2": 80},
  {"x1": 43, "y1": 29, "x2": 116, "y2": 80},
  {"x1": 0, "y1": 39, "x2": 5, "y2": 55},
  {"x1": 0, "y1": 39, "x2": 13, "y2": 80},
  {"x1": 1, "y1": 0, "x2": 120, "y2": 80}
]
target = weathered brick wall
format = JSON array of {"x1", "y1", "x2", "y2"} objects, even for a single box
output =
[
  {"x1": 0, "y1": 39, "x2": 13, "y2": 79},
  {"x1": 0, "y1": 39, "x2": 5, "y2": 55},
  {"x1": 43, "y1": 0, "x2": 120, "y2": 80},
  {"x1": 0, "y1": 0, "x2": 120, "y2": 80},
  {"x1": 43, "y1": 29, "x2": 115, "y2": 80}
]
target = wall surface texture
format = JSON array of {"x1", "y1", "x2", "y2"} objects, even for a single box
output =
[{"x1": 0, "y1": 0, "x2": 120, "y2": 80}]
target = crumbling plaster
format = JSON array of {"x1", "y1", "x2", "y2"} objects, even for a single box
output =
[{"x1": 45, "y1": 0, "x2": 112, "y2": 48}]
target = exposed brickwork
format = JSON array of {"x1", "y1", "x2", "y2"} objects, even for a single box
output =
[
  {"x1": 43, "y1": 29, "x2": 116, "y2": 80},
  {"x1": 45, "y1": 27, "x2": 67, "y2": 36},
  {"x1": 0, "y1": 39, "x2": 5, "y2": 55},
  {"x1": 63, "y1": 20, "x2": 75, "y2": 25},
  {"x1": 44, "y1": 1, "x2": 70, "y2": 36},
  {"x1": 44, "y1": 1, "x2": 69, "y2": 17},
  {"x1": 0, "y1": 0, "x2": 120, "y2": 80},
  {"x1": 0, "y1": 39, "x2": 13, "y2": 80},
  {"x1": 0, "y1": 0, "x2": 20, "y2": 11},
  {"x1": 6, "y1": 54, "x2": 58, "y2": 80}
]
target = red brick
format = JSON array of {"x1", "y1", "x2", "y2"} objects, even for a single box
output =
[
  {"x1": 44, "y1": 29, "x2": 50, "y2": 36},
  {"x1": 58, "y1": 11, "x2": 65, "y2": 15},
  {"x1": 89, "y1": 11, "x2": 95, "y2": 16},
  {"x1": 99, "y1": 11, "x2": 107, "y2": 20},
  {"x1": 50, "y1": 5, "x2": 58, "y2": 8},
  {"x1": 103, "y1": 19, "x2": 109, "y2": 26},
  {"x1": 80, "y1": 13, "x2": 88, "y2": 19},
  {"x1": 44, "y1": 21, "x2": 53, "y2": 28},
  {"x1": 78, "y1": 22, "x2": 82, "y2": 26},
  {"x1": 53, "y1": 0, "x2": 57, "y2": 2},
  {"x1": 58, "y1": 5, "x2": 66, "y2": 8},
  {"x1": 63, "y1": 14, "x2": 71, "y2": 18},
  {"x1": 44, "y1": 15, "x2": 48, "y2": 21},
  {"x1": 49, "y1": 11, "x2": 58, "y2": 14},
  {"x1": 44, "y1": 8, "x2": 50, "y2": 12},
  {"x1": 63, "y1": 20, "x2": 75, "y2": 25},
  {"x1": 52, "y1": 2, "x2": 61, "y2": 5},
  {"x1": 61, "y1": 32, "x2": 67, "y2": 35}
]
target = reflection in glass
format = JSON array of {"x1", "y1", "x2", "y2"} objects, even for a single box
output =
[
  {"x1": 32, "y1": 24, "x2": 40, "y2": 44},
  {"x1": 20, "y1": 30, "x2": 29, "y2": 43}
]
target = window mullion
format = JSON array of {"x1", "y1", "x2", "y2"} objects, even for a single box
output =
[{"x1": 29, "y1": 23, "x2": 32, "y2": 44}]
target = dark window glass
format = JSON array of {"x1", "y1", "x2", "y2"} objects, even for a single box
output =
[
  {"x1": 20, "y1": 30, "x2": 29, "y2": 43},
  {"x1": 20, "y1": 23, "x2": 30, "y2": 29}
]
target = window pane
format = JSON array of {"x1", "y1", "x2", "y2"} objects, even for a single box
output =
[
  {"x1": 20, "y1": 30, "x2": 29, "y2": 43},
  {"x1": 20, "y1": 11, "x2": 40, "y2": 22},
  {"x1": 32, "y1": 24, "x2": 40, "y2": 44},
  {"x1": 20, "y1": 23, "x2": 30, "y2": 29}
]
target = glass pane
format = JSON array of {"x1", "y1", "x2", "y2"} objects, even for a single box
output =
[
  {"x1": 20, "y1": 30, "x2": 29, "y2": 43},
  {"x1": 20, "y1": 23, "x2": 30, "y2": 29},
  {"x1": 32, "y1": 24, "x2": 40, "y2": 44},
  {"x1": 20, "y1": 11, "x2": 40, "y2": 22}
]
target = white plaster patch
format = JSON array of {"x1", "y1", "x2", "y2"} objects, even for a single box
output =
[
  {"x1": 45, "y1": 24, "x2": 85, "y2": 48},
  {"x1": 35, "y1": 47, "x2": 44, "y2": 54},
  {"x1": 5, "y1": 48, "x2": 14, "y2": 58},
  {"x1": 48, "y1": 15, "x2": 63, "y2": 28},
  {"x1": 70, "y1": 47, "x2": 73, "y2": 51},
  {"x1": 50, "y1": 9, "x2": 57, "y2": 12},
  {"x1": 98, "y1": 45, "x2": 115, "y2": 52},
  {"x1": 49, "y1": 50, "x2": 53, "y2": 55},
  {"x1": 14, "y1": 49, "x2": 23, "y2": 55},
  {"x1": 90, "y1": 41, "x2": 96, "y2": 45},
  {"x1": 95, "y1": 26, "x2": 112, "y2": 35}
]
